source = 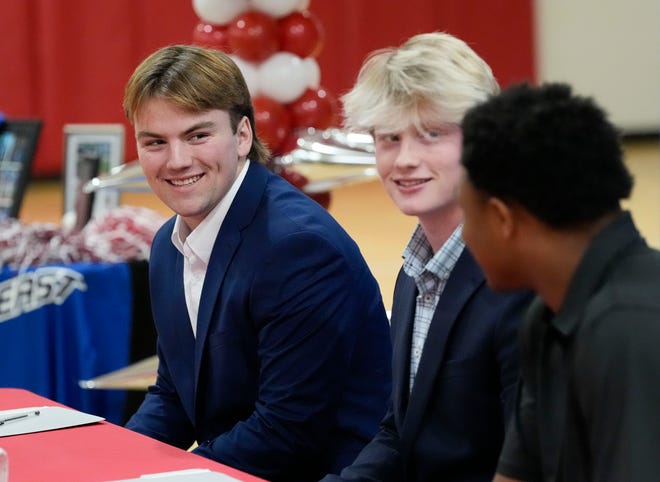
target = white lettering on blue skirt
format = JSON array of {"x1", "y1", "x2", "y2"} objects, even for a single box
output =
[{"x1": 0, "y1": 267, "x2": 87, "y2": 322}]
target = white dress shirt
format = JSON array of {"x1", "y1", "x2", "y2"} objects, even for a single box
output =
[{"x1": 171, "y1": 160, "x2": 250, "y2": 337}]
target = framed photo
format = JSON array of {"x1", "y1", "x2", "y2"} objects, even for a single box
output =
[
  {"x1": 63, "y1": 124, "x2": 124, "y2": 228},
  {"x1": 0, "y1": 119, "x2": 42, "y2": 220}
]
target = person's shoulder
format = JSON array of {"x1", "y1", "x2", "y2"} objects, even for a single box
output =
[
  {"x1": 615, "y1": 243, "x2": 660, "y2": 281},
  {"x1": 261, "y1": 179, "x2": 349, "y2": 238},
  {"x1": 477, "y1": 280, "x2": 535, "y2": 314},
  {"x1": 587, "y1": 245, "x2": 660, "y2": 319},
  {"x1": 151, "y1": 216, "x2": 177, "y2": 248}
]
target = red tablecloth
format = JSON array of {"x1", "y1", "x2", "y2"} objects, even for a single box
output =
[{"x1": 0, "y1": 388, "x2": 266, "y2": 481}]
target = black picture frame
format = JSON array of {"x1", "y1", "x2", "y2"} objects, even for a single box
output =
[{"x1": 0, "y1": 119, "x2": 42, "y2": 220}]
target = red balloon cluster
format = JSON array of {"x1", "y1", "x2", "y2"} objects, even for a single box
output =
[
  {"x1": 193, "y1": 6, "x2": 323, "y2": 63},
  {"x1": 191, "y1": 0, "x2": 339, "y2": 156},
  {"x1": 192, "y1": 22, "x2": 230, "y2": 51},
  {"x1": 191, "y1": 0, "x2": 336, "y2": 208}
]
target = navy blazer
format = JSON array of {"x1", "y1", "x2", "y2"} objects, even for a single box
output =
[
  {"x1": 126, "y1": 162, "x2": 392, "y2": 482},
  {"x1": 323, "y1": 249, "x2": 532, "y2": 482}
]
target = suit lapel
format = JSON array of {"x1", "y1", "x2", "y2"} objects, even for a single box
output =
[
  {"x1": 192, "y1": 162, "x2": 268, "y2": 397},
  {"x1": 193, "y1": 220, "x2": 241, "y2": 387},
  {"x1": 172, "y1": 253, "x2": 196, "y2": 350},
  {"x1": 390, "y1": 270, "x2": 417, "y2": 418},
  {"x1": 151, "y1": 225, "x2": 197, "y2": 417},
  {"x1": 174, "y1": 254, "x2": 198, "y2": 416},
  {"x1": 400, "y1": 249, "x2": 484, "y2": 455}
]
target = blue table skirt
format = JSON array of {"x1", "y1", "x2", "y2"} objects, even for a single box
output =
[{"x1": 0, "y1": 262, "x2": 135, "y2": 424}]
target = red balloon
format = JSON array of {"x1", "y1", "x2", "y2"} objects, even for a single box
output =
[
  {"x1": 253, "y1": 96, "x2": 291, "y2": 153},
  {"x1": 287, "y1": 87, "x2": 339, "y2": 129},
  {"x1": 278, "y1": 11, "x2": 324, "y2": 59},
  {"x1": 192, "y1": 22, "x2": 230, "y2": 51},
  {"x1": 228, "y1": 11, "x2": 280, "y2": 62}
]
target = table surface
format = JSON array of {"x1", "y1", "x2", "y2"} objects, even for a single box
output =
[{"x1": 0, "y1": 388, "x2": 265, "y2": 482}]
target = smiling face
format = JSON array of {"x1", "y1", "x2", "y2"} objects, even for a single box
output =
[
  {"x1": 373, "y1": 123, "x2": 463, "y2": 225},
  {"x1": 134, "y1": 97, "x2": 252, "y2": 231}
]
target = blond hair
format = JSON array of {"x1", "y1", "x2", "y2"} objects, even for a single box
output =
[{"x1": 342, "y1": 32, "x2": 499, "y2": 133}]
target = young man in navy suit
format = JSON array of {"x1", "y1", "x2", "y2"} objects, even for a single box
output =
[
  {"x1": 321, "y1": 33, "x2": 532, "y2": 482},
  {"x1": 122, "y1": 44, "x2": 392, "y2": 482}
]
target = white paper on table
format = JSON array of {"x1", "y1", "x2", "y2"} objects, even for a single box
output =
[
  {"x1": 0, "y1": 405, "x2": 104, "y2": 437},
  {"x1": 107, "y1": 468, "x2": 243, "y2": 481}
]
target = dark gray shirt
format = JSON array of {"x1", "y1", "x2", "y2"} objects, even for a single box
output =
[{"x1": 498, "y1": 212, "x2": 660, "y2": 481}]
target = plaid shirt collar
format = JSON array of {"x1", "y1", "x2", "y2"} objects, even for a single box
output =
[{"x1": 402, "y1": 223, "x2": 465, "y2": 284}]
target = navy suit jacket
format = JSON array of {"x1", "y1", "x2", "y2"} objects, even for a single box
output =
[
  {"x1": 126, "y1": 162, "x2": 392, "y2": 482},
  {"x1": 322, "y1": 248, "x2": 532, "y2": 482}
]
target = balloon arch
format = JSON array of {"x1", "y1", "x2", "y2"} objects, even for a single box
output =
[{"x1": 191, "y1": 0, "x2": 341, "y2": 207}]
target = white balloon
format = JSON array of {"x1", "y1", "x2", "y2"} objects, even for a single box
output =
[
  {"x1": 230, "y1": 55, "x2": 260, "y2": 97},
  {"x1": 250, "y1": 0, "x2": 301, "y2": 18},
  {"x1": 192, "y1": 0, "x2": 248, "y2": 25},
  {"x1": 258, "y1": 52, "x2": 309, "y2": 103},
  {"x1": 302, "y1": 57, "x2": 320, "y2": 89}
]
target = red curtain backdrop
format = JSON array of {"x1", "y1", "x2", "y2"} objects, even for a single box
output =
[{"x1": 0, "y1": 0, "x2": 534, "y2": 177}]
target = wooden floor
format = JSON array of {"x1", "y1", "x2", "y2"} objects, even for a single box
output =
[{"x1": 17, "y1": 139, "x2": 660, "y2": 309}]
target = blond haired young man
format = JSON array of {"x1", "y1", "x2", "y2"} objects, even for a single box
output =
[{"x1": 321, "y1": 32, "x2": 532, "y2": 482}]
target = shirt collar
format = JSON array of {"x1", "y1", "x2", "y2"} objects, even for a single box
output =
[
  {"x1": 402, "y1": 223, "x2": 465, "y2": 280},
  {"x1": 551, "y1": 211, "x2": 642, "y2": 336},
  {"x1": 171, "y1": 160, "x2": 250, "y2": 263}
]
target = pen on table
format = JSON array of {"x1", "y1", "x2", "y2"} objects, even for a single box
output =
[{"x1": 0, "y1": 409, "x2": 41, "y2": 425}]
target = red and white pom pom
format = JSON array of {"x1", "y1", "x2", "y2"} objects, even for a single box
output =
[
  {"x1": 0, "y1": 206, "x2": 166, "y2": 270},
  {"x1": 81, "y1": 206, "x2": 167, "y2": 263}
]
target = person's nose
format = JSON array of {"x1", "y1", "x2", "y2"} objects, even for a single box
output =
[
  {"x1": 392, "y1": 136, "x2": 421, "y2": 169},
  {"x1": 166, "y1": 141, "x2": 192, "y2": 169}
]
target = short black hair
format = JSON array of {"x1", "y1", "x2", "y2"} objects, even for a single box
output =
[{"x1": 460, "y1": 82, "x2": 633, "y2": 228}]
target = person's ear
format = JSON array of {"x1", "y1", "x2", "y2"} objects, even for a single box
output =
[
  {"x1": 236, "y1": 116, "x2": 252, "y2": 157},
  {"x1": 487, "y1": 197, "x2": 516, "y2": 239}
]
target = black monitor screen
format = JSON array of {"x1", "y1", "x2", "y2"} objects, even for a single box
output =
[{"x1": 0, "y1": 119, "x2": 42, "y2": 219}]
